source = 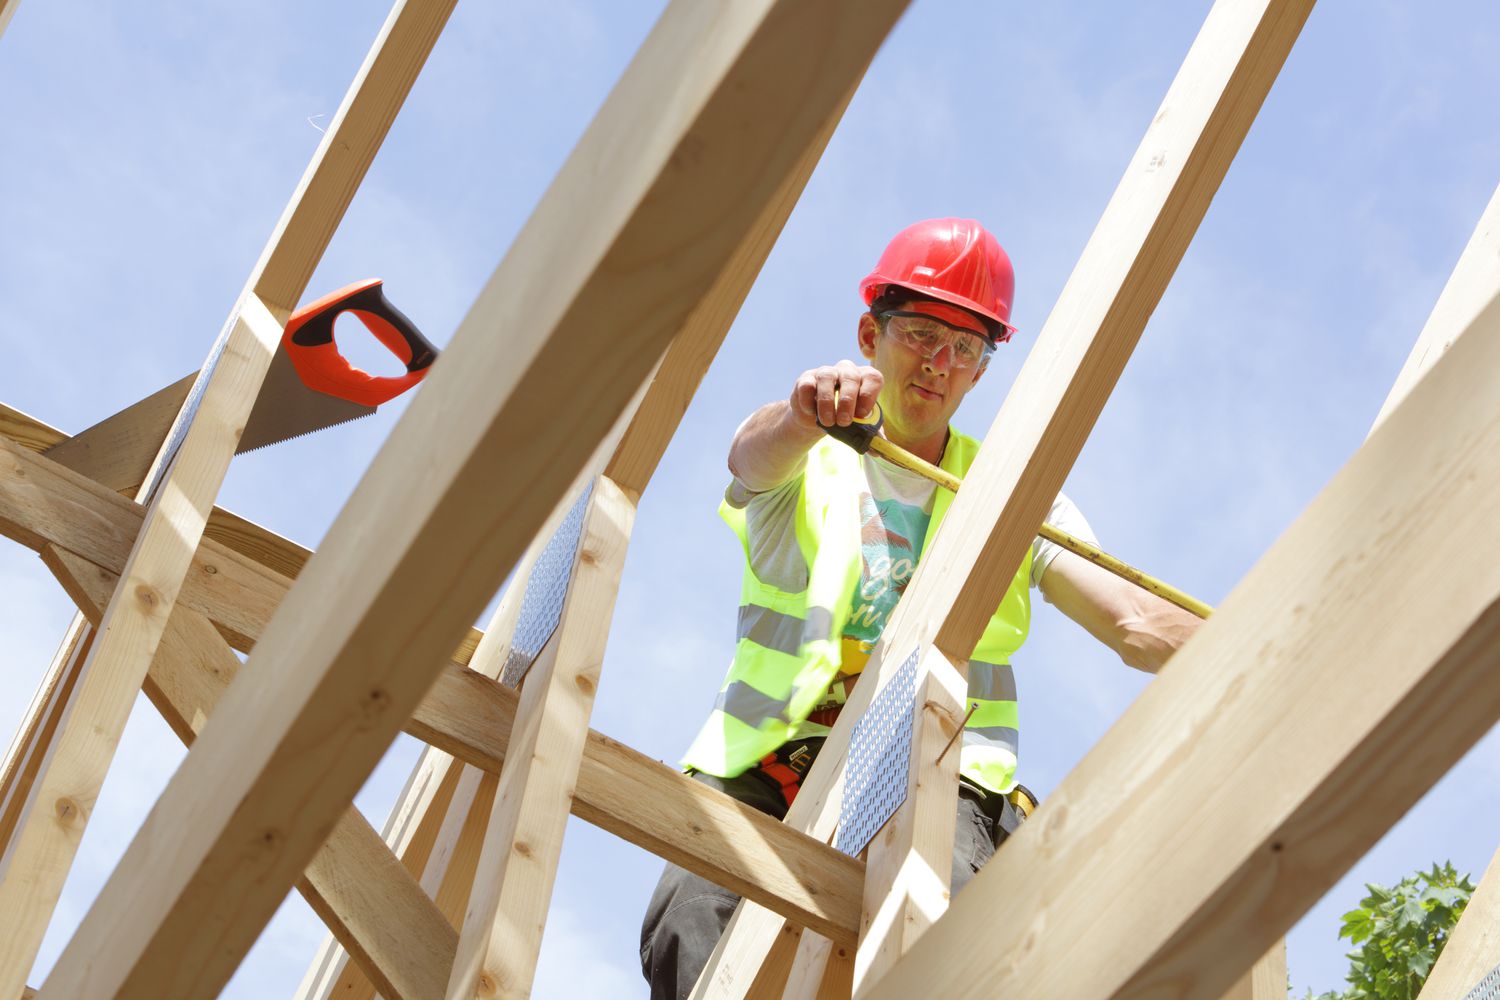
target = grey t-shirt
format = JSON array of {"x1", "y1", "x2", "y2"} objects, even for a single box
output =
[{"x1": 726, "y1": 451, "x2": 1097, "y2": 684}]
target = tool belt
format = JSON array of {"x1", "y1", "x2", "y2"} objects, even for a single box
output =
[{"x1": 754, "y1": 741, "x2": 819, "y2": 807}]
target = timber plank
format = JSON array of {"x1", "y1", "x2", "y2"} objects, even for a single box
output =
[
  {"x1": 0, "y1": 294, "x2": 284, "y2": 999},
  {"x1": 1418, "y1": 847, "x2": 1500, "y2": 999},
  {"x1": 41, "y1": 375, "x2": 195, "y2": 494},
  {"x1": 850, "y1": 651, "x2": 967, "y2": 992},
  {"x1": 1371, "y1": 182, "x2": 1500, "y2": 432},
  {"x1": 696, "y1": 0, "x2": 1317, "y2": 993},
  {"x1": 862, "y1": 273, "x2": 1500, "y2": 1000},
  {"x1": 43, "y1": 546, "x2": 457, "y2": 1000},
  {"x1": 1218, "y1": 940, "x2": 1287, "y2": 1000},
  {"x1": 0, "y1": 436, "x2": 865, "y2": 940},
  {"x1": 0, "y1": 619, "x2": 90, "y2": 852},
  {"x1": 39, "y1": 2, "x2": 902, "y2": 994},
  {"x1": 446, "y1": 478, "x2": 635, "y2": 998}
]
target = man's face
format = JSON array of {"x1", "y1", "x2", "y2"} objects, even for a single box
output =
[{"x1": 857, "y1": 299, "x2": 991, "y2": 442}]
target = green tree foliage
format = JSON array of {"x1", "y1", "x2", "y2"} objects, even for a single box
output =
[{"x1": 1301, "y1": 862, "x2": 1475, "y2": 1000}]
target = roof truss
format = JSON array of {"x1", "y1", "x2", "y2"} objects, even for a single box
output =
[{"x1": 2, "y1": 1, "x2": 1496, "y2": 998}]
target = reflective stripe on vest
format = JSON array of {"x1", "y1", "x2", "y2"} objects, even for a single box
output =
[
  {"x1": 737, "y1": 604, "x2": 835, "y2": 658},
  {"x1": 682, "y1": 431, "x2": 1032, "y2": 794}
]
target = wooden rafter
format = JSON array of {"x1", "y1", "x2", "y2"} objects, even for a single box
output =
[
  {"x1": 1219, "y1": 941, "x2": 1288, "y2": 1000},
  {"x1": 298, "y1": 533, "x2": 550, "y2": 1000},
  {"x1": 862, "y1": 262, "x2": 1500, "y2": 998},
  {"x1": 1371, "y1": 181, "x2": 1500, "y2": 432},
  {"x1": 0, "y1": 0, "x2": 456, "y2": 989},
  {"x1": 0, "y1": 292, "x2": 284, "y2": 999},
  {"x1": 41, "y1": 374, "x2": 194, "y2": 494},
  {"x1": 1419, "y1": 846, "x2": 1500, "y2": 999},
  {"x1": 0, "y1": 619, "x2": 90, "y2": 850},
  {"x1": 41, "y1": 547, "x2": 458, "y2": 1000},
  {"x1": 33, "y1": 4, "x2": 904, "y2": 992},
  {"x1": 0, "y1": 432, "x2": 864, "y2": 943},
  {"x1": 699, "y1": 0, "x2": 1316, "y2": 993},
  {"x1": 447, "y1": 477, "x2": 635, "y2": 997}
]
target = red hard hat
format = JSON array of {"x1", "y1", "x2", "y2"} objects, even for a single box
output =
[{"x1": 859, "y1": 218, "x2": 1017, "y2": 342}]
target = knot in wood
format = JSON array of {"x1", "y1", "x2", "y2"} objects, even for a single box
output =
[
  {"x1": 54, "y1": 797, "x2": 81, "y2": 823},
  {"x1": 134, "y1": 584, "x2": 161, "y2": 610},
  {"x1": 203, "y1": 564, "x2": 218, "y2": 576},
  {"x1": 361, "y1": 688, "x2": 392, "y2": 718},
  {"x1": 573, "y1": 673, "x2": 596, "y2": 695}
]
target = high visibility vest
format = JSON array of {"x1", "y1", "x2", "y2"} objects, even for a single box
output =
[{"x1": 681, "y1": 430, "x2": 1032, "y2": 794}]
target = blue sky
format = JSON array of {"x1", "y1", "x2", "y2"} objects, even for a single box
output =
[{"x1": 2, "y1": 1, "x2": 1499, "y2": 996}]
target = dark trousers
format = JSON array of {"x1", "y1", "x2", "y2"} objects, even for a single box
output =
[{"x1": 638, "y1": 739, "x2": 1025, "y2": 1000}]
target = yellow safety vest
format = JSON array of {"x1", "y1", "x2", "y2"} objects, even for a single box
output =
[{"x1": 681, "y1": 430, "x2": 1032, "y2": 793}]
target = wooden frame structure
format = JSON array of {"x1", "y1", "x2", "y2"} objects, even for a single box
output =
[{"x1": 2, "y1": 1, "x2": 1497, "y2": 998}]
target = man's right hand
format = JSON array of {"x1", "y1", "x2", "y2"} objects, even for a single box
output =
[
  {"x1": 790, "y1": 360, "x2": 884, "y2": 429},
  {"x1": 729, "y1": 362, "x2": 885, "y2": 493}
]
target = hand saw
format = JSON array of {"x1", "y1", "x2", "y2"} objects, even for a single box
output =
[
  {"x1": 44, "y1": 279, "x2": 438, "y2": 494},
  {"x1": 238, "y1": 278, "x2": 437, "y2": 451}
]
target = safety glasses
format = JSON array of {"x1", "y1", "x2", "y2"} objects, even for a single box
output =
[{"x1": 877, "y1": 310, "x2": 994, "y2": 370}]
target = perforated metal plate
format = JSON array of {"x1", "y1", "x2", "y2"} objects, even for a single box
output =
[
  {"x1": 499, "y1": 482, "x2": 593, "y2": 688},
  {"x1": 1464, "y1": 962, "x2": 1500, "y2": 1000},
  {"x1": 835, "y1": 646, "x2": 920, "y2": 857}
]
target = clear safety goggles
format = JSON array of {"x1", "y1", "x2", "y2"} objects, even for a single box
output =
[{"x1": 877, "y1": 310, "x2": 994, "y2": 370}]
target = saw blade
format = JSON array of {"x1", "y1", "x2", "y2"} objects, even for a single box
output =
[{"x1": 237, "y1": 348, "x2": 374, "y2": 453}]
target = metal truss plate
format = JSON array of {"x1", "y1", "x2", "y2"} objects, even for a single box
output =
[
  {"x1": 499, "y1": 481, "x2": 594, "y2": 688},
  {"x1": 1465, "y1": 963, "x2": 1500, "y2": 1000},
  {"x1": 835, "y1": 646, "x2": 920, "y2": 857}
]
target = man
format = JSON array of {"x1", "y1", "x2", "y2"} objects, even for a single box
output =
[{"x1": 640, "y1": 218, "x2": 1200, "y2": 998}]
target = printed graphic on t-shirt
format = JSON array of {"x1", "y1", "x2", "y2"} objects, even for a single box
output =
[{"x1": 846, "y1": 491, "x2": 932, "y2": 659}]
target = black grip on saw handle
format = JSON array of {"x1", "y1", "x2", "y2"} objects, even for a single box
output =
[
  {"x1": 818, "y1": 402, "x2": 884, "y2": 454},
  {"x1": 284, "y1": 278, "x2": 439, "y2": 407}
]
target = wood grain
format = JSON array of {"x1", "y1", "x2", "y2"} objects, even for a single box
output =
[
  {"x1": 862, "y1": 254, "x2": 1500, "y2": 1000},
  {"x1": 446, "y1": 478, "x2": 635, "y2": 998},
  {"x1": 38, "y1": 1, "x2": 903, "y2": 995},
  {"x1": 42, "y1": 545, "x2": 457, "y2": 1000},
  {"x1": 42, "y1": 375, "x2": 194, "y2": 494},
  {"x1": 0, "y1": 436, "x2": 865, "y2": 940},
  {"x1": 0, "y1": 295, "x2": 284, "y2": 1000},
  {"x1": 697, "y1": 0, "x2": 1316, "y2": 993}
]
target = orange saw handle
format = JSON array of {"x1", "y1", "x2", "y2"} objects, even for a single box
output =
[{"x1": 283, "y1": 278, "x2": 438, "y2": 407}]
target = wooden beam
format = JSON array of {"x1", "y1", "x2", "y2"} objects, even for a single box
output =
[
  {"x1": 301, "y1": 412, "x2": 633, "y2": 1000},
  {"x1": 421, "y1": 767, "x2": 493, "y2": 921},
  {"x1": 0, "y1": 293, "x2": 284, "y2": 999},
  {"x1": 41, "y1": 375, "x2": 195, "y2": 494},
  {"x1": 42, "y1": 545, "x2": 458, "y2": 1000},
  {"x1": 39, "y1": 2, "x2": 902, "y2": 994},
  {"x1": 784, "y1": 932, "x2": 854, "y2": 1000},
  {"x1": 0, "y1": 435, "x2": 865, "y2": 940},
  {"x1": 698, "y1": 0, "x2": 1316, "y2": 994},
  {"x1": 850, "y1": 650, "x2": 967, "y2": 992},
  {"x1": 299, "y1": 535, "x2": 549, "y2": 1000},
  {"x1": 0, "y1": 0, "x2": 465, "y2": 952},
  {"x1": 297, "y1": 748, "x2": 465, "y2": 1000},
  {"x1": 601, "y1": 70, "x2": 857, "y2": 500},
  {"x1": 1371, "y1": 181, "x2": 1500, "y2": 432},
  {"x1": 1418, "y1": 847, "x2": 1500, "y2": 999},
  {"x1": 0, "y1": 415, "x2": 477, "y2": 660},
  {"x1": 860, "y1": 272, "x2": 1500, "y2": 997},
  {"x1": 446, "y1": 478, "x2": 635, "y2": 998},
  {"x1": 0, "y1": 0, "x2": 19, "y2": 41},
  {"x1": 1217, "y1": 939, "x2": 1286, "y2": 1000},
  {"x1": 0, "y1": 619, "x2": 90, "y2": 852},
  {"x1": 0, "y1": 405, "x2": 62, "y2": 452}
]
